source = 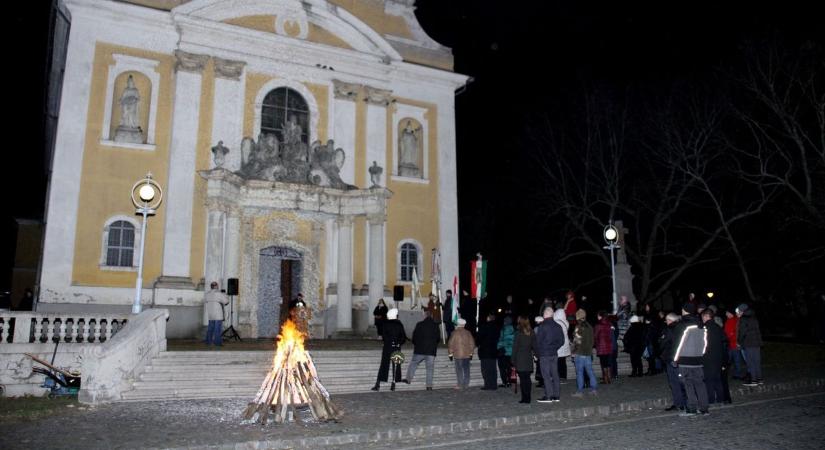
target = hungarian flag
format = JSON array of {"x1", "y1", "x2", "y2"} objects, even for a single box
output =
[
  {"x1": 451, "y1": 275, "x2": 460, "y2": 324},
  {"x1": 470, "y1": 258, "x2": 487, "y2": 300}
]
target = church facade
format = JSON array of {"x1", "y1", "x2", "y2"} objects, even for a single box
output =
[{"x1": 39, "y1": 0, "x2": 468, "y2": 338}]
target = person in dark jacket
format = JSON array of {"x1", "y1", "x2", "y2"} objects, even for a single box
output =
[
  {"x1": 736, "y1": 304, "x2": 763, "y2": 386},
  {"x1": 701, "y1": 308, "x2": 728, "y2": 404},
  {"x1": 372, "y1": 308, "x2": 406, "y2": 392},
  {"x1": 673, "y1": 303, "x2": 709, "y2": 416},
  {"x1": 477, "y1": 313, "x2": 500, "y2": 390},
  {"x1": 644, "y1": 305, "x2": 663, "y2": 375},
  {"x1": 403, "y1": 311, "x2": 440, "y2": 390},
  {"x1": 373, "y1": 299, "x2": 389, "y2": 338},
  {"x1": 443, "y1": 290, "x2": 456, "y2": 339},
  {"x1": 511, "y1": 315, "x2": 535, "y2": 403},
  {"x1": 623, "y1": 315, "x2": 646, "y2": 377},
  {"x1": 659, "y1": 313, "x2": 686, "y2": 411},
  {"x1": 535, "y1": 305, "x2": 565, "y2": 402},
  {"x1": 572, "y1": 309, "x2": 598, "y2": 396}
]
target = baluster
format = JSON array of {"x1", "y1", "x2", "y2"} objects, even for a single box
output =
[
  {"x1": 46, "y1": 318, "x2": 56, "y2": 343},
  {"x1": 1, "y1": 318, "x2": 8, "y2": 343},
  {"x1": 91, "y1": 318, "x2": 100, "y2": 343},
  {"x1": 35, "y1": 318, "x2": 45, "y2": 342},
  {"x1": 75, "y1": 318, "x2": 83, "y2": 342},
  {"x1": 107, "y1": 319, "x2": 116, "y2": 340},
  {"x1": 80, "y1": 318, "x2": 88, "y2": 342},
  {"x1": 59, "y1": 318, "x2": 68, "y2": 343}
]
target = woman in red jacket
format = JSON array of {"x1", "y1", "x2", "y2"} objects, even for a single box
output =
[
  {"x1": 594, "y1": 310, "x2": 614, "y2": 384},
  {"x1": 723, "y1": 310, "x2": 744, "y2": 379}
]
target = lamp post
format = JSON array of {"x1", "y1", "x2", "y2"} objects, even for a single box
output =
[
  {"x1": 603, "y1": 222, "x2": 620, "y2": 314},
  {"x1": 130, "y1": 172, "x2": 163, "y2": 314}
]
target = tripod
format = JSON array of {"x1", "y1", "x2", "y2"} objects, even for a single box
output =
[{"x1": 222, "y1": 294, "x2": 242, "y2": 341}]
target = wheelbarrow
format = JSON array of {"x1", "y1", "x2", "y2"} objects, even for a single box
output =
[{"x1": 26, "y1": 353, "x2": 81, "y2": 398}]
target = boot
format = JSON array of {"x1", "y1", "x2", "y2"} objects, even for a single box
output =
[
  {"x1": 371, "y1": 381, "x2": 380, "y2": 391},
  {"x1": 602, "y1": 368, "x2": 611, "y2": 385},
  {"x1": 390, "y1": 382, "x2": 396, "y2": 391}
]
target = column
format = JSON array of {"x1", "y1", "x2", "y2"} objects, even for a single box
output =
[
  {"x1": 336, "y1": 216, "x2": 354, "y2": 332},
  {"x1": 159, "y1": 50, "x2": 209, "y2": 285},
  {"x1": 367, "y1": 215, "x2": 386, "y2": 325},
  {"x1": 204, "y1": 206, "x2": 225, "y2": 289},
  {"x1": 224, "y1": 209, "x2": 241, "y2": 327},
  {"x1": 437, "y1": 94, "x2": 460, "y2": 292},
  {"x1": 332, "y1": 79, "x2": 359, "y2": 185},
  {"x1": 211, "y1": 57, "x2": 246, "y2": 171}
]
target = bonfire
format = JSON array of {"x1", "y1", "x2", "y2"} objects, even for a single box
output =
[{"x1": 242, "y1": 320, "x2": 342, "y2": 424}]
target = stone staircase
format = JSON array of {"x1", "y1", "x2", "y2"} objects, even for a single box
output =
[{"x1": 119, "y1": 350, "x2": 634, "y2": 402}]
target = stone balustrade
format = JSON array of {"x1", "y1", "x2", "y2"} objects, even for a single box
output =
[{"x1": 0, "y1": 312, "x2": 128, "y2": 345}]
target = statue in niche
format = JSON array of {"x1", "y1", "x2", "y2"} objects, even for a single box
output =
[
  {"x1": 369, "y1": 161, "x2": 383, "y2": 187},
  {"x1": 211, "y1": 141, "x2": 229, "y2": 168},
  {"x1": 398, "y1": 120, "x2": 421, "y2": 177},
  {"x1": 113, "y1": 74, "x2": 144, "y2": 144}
]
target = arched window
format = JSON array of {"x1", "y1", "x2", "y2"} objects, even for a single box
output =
[
  {"x1": 398, "y1": 242, "x2": 420, "y2": 282},
  {"x1": 261, "y1": 87, "x2": 309, "y2": 145},
  {"x1": 105, "y1": 220, "x2": 135, "y2": 267}
]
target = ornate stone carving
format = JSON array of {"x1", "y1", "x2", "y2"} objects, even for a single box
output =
[
  {"x1": 398, "y1": 119, "x2": 421, "y2": 177},
  {"x1": 211, "y1": 140, "x2": 229, "y2": 168},
  {"x1": 213, "y1": 57, "x2": 245, "y2": 80},
  {"x1": 237, "y1": 131, "x2": 355, "y2": 190},
  {"x1": 332, "y1": 79, "x2": 361, "y2": 101},
  {"x1": 174, "y1": 50, "x2": 209, "y2": 73},
  {"x1": 363, "y1": 85, "x2": 393, "y2": 106},
  {"x1": 368, "y1": 161, "x2": 383, "y2": 187},
  {"x1": 113, "y1": 74, "x2": 143, "y2": 144}
]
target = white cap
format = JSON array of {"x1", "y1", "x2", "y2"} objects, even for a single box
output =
[
  {"x1": 387, "y1": 308, "x2": 399, "y2": 320},
  {"x1": 534, "y1": 316, "x2": 544, "y2": 323},
  {"x1": 456, "y1": 318, "x2": 467, "y2": 326},
  {"x1": 630, "y1": 315, "x2": 641, "y2": 323}
]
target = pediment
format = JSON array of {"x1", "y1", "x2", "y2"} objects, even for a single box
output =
[{"x1": 172, "y1": 0, "x2": 402, "y2": 61}]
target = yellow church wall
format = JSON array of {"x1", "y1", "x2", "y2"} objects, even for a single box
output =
[
  {"x1": 72, "y1": 43, "x2": 175, "y2": 287},
  {"x1": 329, "y1": 0, "x2": 413, "y2": 40},
  {"x1": 223, "y1": 16, "x2": 354, "y2": 51},
  {"x1": 385, "y1": 100, "x2": 440, "y2": 294}
]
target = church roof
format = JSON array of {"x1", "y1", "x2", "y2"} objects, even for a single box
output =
[{"x1": 115, "y1": 0, "x2": 454, "y2": 70}]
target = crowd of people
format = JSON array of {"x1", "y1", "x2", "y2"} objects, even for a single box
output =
[{"x1": 371, "y1": 290, "x2": 765, "y2": 417}]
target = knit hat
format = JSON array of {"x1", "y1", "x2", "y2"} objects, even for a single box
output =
[
  {"x1": 387, "y1": 308, "x2": 399, "y2": 320},
  {"x1": 534, "y1": 316, "x2": 544, "y2": 324},
  {"x1": 736, "y1": 303, "x2": 748, "y2": 314},
  {"x1": 629, "y1": 315, "x2": 641, "y2": 323},
  {"x1": 682, "y1": 303, "x2": 697, "y2": 315},
  {"x1": 456, "y1": 318, "x2": 466, "y2": 326},
  {"x1": 575, "y1": 309, "x2": 586, "y2": 321}
]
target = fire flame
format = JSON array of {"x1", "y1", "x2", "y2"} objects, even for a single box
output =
[{"x1": 273, "y1": 320, "x2": 307, "y2": 368}]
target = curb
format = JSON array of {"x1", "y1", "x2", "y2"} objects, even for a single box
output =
[{"x1": 176, "y1": 378, "x2": 825, "y2": 450}]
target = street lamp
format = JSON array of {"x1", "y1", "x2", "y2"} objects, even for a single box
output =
[
  {"x1": 130, "y1": 172, "x2": 162, "y2": 314},
  {"x1": 706, "y1": 292, "x2": 714, "y2": 300},
  {"x1": 603, "y1": 222, "x2": 620, "y2": 314}
]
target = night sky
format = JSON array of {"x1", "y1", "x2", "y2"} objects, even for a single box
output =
[{"x1": 4, "y1": 2, "x2": 824, "y2": 323}]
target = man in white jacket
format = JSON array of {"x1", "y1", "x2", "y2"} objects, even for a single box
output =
[{"x1": 204, "y1": 281, "x2": 229, "y2": 346}]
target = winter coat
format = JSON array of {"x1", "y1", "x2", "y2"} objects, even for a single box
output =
[
  {"x1": 573, "y1": 320, "x2": 594, "y2": 356},
  {"x1": 553, "y1": 309, "x2": 571, "y2": 357},
  {"x1": 448, "y1": 327, "x2": 475, "y2": 359},
  {"x1": 204, "y1": 289, "x2": 229, "y2": 321},
  {"x1": 534, "y1": 318, "x2": 565, "y2": 357},
  {"x1": 622, "y1": 322, "x2": 646, "y2": 355},
  {"x1": 594, "y1": 318, "x2": 614, "y2": 356},
  {"x1": 412, "y1": 316, "x2": 439, "y2": 356},
  {"x1": 658, "y1": 321, "x2": 680, "y2": 362},
  {"x1": 382, "y1": 319, "x2": 407, "y2": 349},
  {"x1": 511, "y1": 331, "x2": 535, "y2": 373},
  {"x1": 702, "y1": 320, "x2": 727, "y2": 376},
  {"x1": 477, "y1": 320, "x2": 501, "y2": 359},
  {"x1": 723, "y1": 316, "x2": 738, "y2": 349},
  {"x1": 673, "y1": 315, "x2": 707, "y2": 367},
  {"x1": 737, "y1": 309, "x2": 763, "y2": 348},
  {"x1": 497, "y1": 324, "x2": 515, "y2": 356}
]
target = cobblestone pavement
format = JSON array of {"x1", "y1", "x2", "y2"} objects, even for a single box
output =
[
  {"x1": 0, "y1": 366, "x2": 822, "y2": 449},
  {"x1": 375, "y1": 391, "x2": 825, "y2": 450}
]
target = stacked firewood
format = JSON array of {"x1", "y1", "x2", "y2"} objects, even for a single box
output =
[{"x1": 242, "y1": 320, "x2": 342, "y2": 424}]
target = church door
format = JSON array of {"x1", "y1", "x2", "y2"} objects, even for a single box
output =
[{"x1": 257, "y1": 247, "x2": 302, "y2": 338}]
